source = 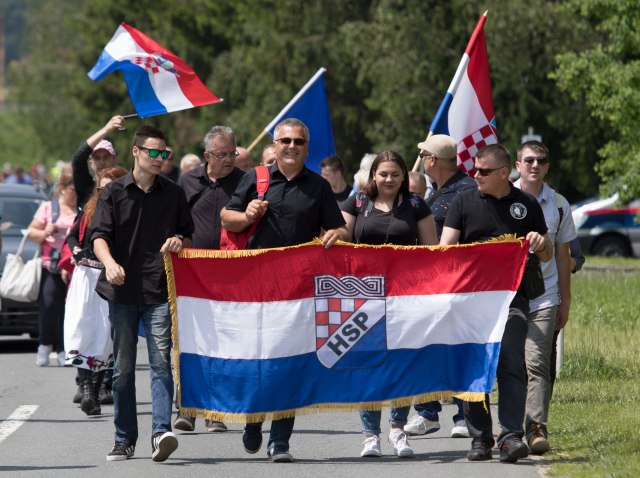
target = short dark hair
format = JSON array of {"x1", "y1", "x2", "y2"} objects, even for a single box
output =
[
  {"x1": 320, "y1": 155, "x2": 345, "y2": 175},
  {"x1": 363, "y1": 151, "x2": 410, "y2": 198},
  {"x1": 134, "y1": 125, "x2": 167, "y2": 147},
  {"x1": 517, "y1": 140, "x2": 549, "y2": 162},
  {"x1": 274, "y1": 118, "x2": 309, "y2": 141},
  {"x1": 476, "y1": 143, "x2": 511, "y2": 168}
]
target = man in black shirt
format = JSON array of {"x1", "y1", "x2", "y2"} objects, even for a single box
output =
[
  {"x1": 92, "y1": 125, "x2": 194, "y2": 463},
  {"x1": 441, "y1": 144, "x2": 551, "y2": 464},
  {"x1": 173, "y1": 126, "x2": 245, "y2": 433},
  {"x1": 177, "y1": 126, "x2": 245, "y2": 249},
  {"x1": 221, "y1": 118, "x2": 347, "y2": 463},
  {"x1": 321, "y1": 155, "x2": 352, "y2": 208}
]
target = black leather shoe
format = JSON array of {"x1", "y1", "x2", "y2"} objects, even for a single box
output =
[
  {"x1": 242, "y1": 426, "x2": 263, "y2": 454},
  {"x1": 467, "y1": 438, "x2": 493, "y2": 461},
  {"x1": 500, "y1": 436, "x2": 529, "y2": 463}
]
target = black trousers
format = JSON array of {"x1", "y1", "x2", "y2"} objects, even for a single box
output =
[{"x1": 38, "y1": 268, "x2": 66, "y2": 352}]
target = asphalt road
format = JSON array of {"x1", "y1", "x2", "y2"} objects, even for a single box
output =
[{"x1": 0, "y1": 336, "x2": 544, "y2": 478}]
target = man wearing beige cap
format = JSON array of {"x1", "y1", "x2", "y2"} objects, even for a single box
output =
[{"x1": 404, "y1": 134, "x2": 476, "y2": 440}]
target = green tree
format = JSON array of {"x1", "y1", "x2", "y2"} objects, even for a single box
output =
[{"x1": 554, "y1": 0, "x2": 640, "y2": 202}]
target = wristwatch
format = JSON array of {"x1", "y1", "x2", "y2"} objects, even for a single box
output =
[{"x1": 174, "y1": 234, "x2": 184, "y2": 241}]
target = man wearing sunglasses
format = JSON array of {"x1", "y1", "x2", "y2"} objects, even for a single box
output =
[
  {"x1": 514, "y1": 141, "x2": 576, "y2": 455},
  {"x1": 404, "y1": 134, "x2": 476, "y2": 440},
  {"x1": 174, "y1": 125, "x2": 246, "y2": 433},
  {"x1": 440, "y1": 144, "x2": 552, "y2": 464},
  {"x1": 221, "y1": 118, "x2": 347, "y2": 463},
  {"x1": 92, "y1": 125, "x2": 194, "y2": 463}
]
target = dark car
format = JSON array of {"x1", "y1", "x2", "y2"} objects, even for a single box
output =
[{"x1": 0, "y1": 184, "x2": 48, "y2": 337}]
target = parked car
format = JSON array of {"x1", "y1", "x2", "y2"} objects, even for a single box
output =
[
  {"x1": 0, "y1": 184, "x2": 48, "y2": 337},
  {"x1": 572, "y1": 193, "x2": 640, "y2": 257}
]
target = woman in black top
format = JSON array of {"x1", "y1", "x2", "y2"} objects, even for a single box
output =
[
  {"x1": 340, "y1": 150, "x2": 436, "y2": 457},
  {"x1": 64, "y1": 167, "x2": 127, "y2": 417}
]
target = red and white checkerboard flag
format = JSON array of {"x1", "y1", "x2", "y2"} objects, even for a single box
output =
[{"x1": 427, "y1": 11, "x2": 497, "y2": 176}]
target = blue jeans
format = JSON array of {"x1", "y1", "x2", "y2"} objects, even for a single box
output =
[
  {"x1": 414, "y1": 398, "x2": 464, "y2": 423},
  {"x1": 109, "y1": 301, "x2": 173, "y2": 444},
  {"x1": 360, "y1": 407, "x2": 410, "y2": 436}
]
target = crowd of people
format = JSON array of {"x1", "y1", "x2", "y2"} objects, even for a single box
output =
[{"x1": 21, "y1": 114, "x2": 580, "y2": 465}]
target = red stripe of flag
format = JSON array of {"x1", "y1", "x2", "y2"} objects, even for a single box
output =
[{"x1": 170, "y1": 241, "x2": 527, "y2": 303}]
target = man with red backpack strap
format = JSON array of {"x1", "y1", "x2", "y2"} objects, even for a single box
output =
[
  {"x1": 221, "y1": 118, "x2": 347, "y2": 463},
  {"x1": 173, "y1": 125, "x2": 246, "y2": 432}
]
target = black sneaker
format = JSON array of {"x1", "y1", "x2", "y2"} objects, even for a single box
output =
[
  {"x1": 500, "y1": 436, "x2": 529, "y2": 463},
  {"x1": 242, "y1": 426, "x2": 263, "y2": 454},
  {"x1": 106, "y1": 441, "x2": 135, "y2": 461},
  {"x1": 151, "y1": 432, "x2": 178, "y2": 462},
  {"x1": 467, "y1": 438, "x2": 493, "y2": 461},
  {"x1": 173, "y1": 412, "x2": 196, "y2": 432},
  {"x1": 267, "y1": 444, "x2": 293, "y2": 463}
]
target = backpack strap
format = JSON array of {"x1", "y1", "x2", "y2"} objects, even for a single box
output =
[
  {"x1": 255, "y1": 165, "x2": 270, "y2": 200},
  {"x1": 555, "y1": 191, "x2": 564, "y2": 225},
  {"x1": 354, "y1": 192, "x2": 374, "y2": 244}
]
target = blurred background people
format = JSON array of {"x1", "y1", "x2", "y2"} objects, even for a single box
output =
[{"x1": 179, "y1": 153, "x2": 202, "y2": 175}]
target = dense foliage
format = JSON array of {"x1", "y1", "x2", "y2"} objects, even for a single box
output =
[{"x1": 2, "y1": 0, "x2": 629, "y2": 201}]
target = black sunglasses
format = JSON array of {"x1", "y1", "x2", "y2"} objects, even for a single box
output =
[
  {"x1": 522, "y1": 156, "x2": 549, "y2": 165},
  {"x1": 275, "y1": 137, "x2": 307, "y2": 146},
  {"x1": 419, "y1": 152, "x2": 432, "y2": 159},
  {"x1": 475, "y1": 166, "x2": 504, "y2": 177},
  {"x1": 138, "y1": 146, "x2": 171, "y2": 160}
]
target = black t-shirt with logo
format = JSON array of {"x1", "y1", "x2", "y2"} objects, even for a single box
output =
[{"x1": 444, "y1": 184, "x2": 548, "y2": 243}]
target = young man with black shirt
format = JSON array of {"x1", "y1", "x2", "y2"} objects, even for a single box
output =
[
  {"x1": 221, "y1": 118, "x2": 347, "y2": 463},
  {"x1": 440, "y1": 144, "x2": 552, "y2": 464},
  {"x1": 92, "y1": 125, "x2": 194, "y2": 463}
]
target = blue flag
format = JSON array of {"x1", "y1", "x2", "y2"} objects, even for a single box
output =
[{"x1": 265, "y1": 68, "x2": 336, "y2": 173}]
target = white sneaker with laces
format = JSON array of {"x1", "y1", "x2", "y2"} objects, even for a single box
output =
[
  {"x1": 451, "y1": 420, "x2": 470, "y2": 438},
  {"x1": 36, "y1": 345, "x2": 52, "y2": 366},
  {"x1": 360, "y1": 435, "x2": 382, "y2": 457},
  {"x1": 389, "y1": 429, "x2": 413, "y2": 457},
  {"x1": 403, "y1": 414, "x2": 440, "y2": 436},
  {"x1": 57, "y1": 352, "x2": 66, "y2": 367}
]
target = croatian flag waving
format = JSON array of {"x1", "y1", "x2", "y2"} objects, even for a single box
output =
[
  {"x1": 167, "y1": 239, "x2": 528, "y2": 422},
  {"x1": 88, "y1": 22, "x2": 221, "y2": 118},
  {"x1": 264, "y1": 67, "x2": 336, "y2": 174},
  {"x1": 429, "y1": 12, "x2": 497, "y2": 175}
]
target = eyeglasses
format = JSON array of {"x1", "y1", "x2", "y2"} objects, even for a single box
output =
[
  {"x1": 522, "y1": 156, "x2": 549, "y2": 165},
  {"x1": 207, "y1": 150, "x2": 239, "y2": 160},
  {"x1": 275, "y1": 137, "x2": 308, "y2": 146},
  {"x1": 137, "y1": 146, "x2": 171, "y2": 160},
  {"x1": 475, "y1": 166, "x2": 504, "y2": 177},
  {"x1": 419, "y1": 152, "x2": 433, "y2": 160}
]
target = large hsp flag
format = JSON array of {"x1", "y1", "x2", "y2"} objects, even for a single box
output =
[
  {"x1": 429, "y1": 12, "x2": 497, "y2": 175},
  {"x1": 88, "y1": 22, "x2": 221, "y2": 118},
  {"x1": 166, "y1": 239, "x2": 528, "y2": 422},
  {"x1": 264, "y1": 67, "x2": 336, "y2": 174}
]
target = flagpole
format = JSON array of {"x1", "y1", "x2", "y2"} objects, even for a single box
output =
[
  {"x1": 246, "y1": 67, "x2": 328, "y2": 153},
  {"x1": 412, "y1": 11, "x2": 489, "y2": 172}
]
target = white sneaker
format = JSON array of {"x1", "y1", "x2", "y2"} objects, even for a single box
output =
[
  {"x1": 451, "y1": 420, "x2": 470, "y2": 438},
  {"x1": 360, "y1": 435, "x2": 381, "y2": 457},
  {"x1": 389, "y1": 429, "x2": 413, "y2": 457},
  {"x1": 57, "y1": 352, "x2": 66, "y2": 367},
  {"x1": 36, "y1": 345, "x2": 52, "y2": 366},
  {"x1": 403, "y1": 414, "x2": 440, "y2": 436}
]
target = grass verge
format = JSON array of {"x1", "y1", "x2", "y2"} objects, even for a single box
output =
[{"x1": 548, "y1": 257, "x2": 640, "y2": 477}]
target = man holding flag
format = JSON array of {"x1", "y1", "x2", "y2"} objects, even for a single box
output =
[{"x1": 221, "y1": 118, "x2": 347, "y2": 462}]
